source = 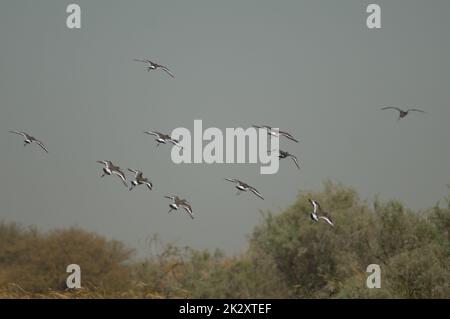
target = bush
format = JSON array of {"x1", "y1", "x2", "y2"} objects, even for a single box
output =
[
  {"x1": 1, "y1": 181, "x2": 449, "y2": 298},
  {"x1": 0, "y1": 224, "x2": 133, "y2": 293}
]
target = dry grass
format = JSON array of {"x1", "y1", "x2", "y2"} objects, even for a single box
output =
[{"x1": 0, "y1": 283, "x2": 170, "y2": 299}]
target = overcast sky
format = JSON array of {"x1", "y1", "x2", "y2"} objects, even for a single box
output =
[{"x1": 1, "y1": 0, "x2": 449, "y2": 257}]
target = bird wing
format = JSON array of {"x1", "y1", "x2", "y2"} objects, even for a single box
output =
[
  {"x1": 381, "y1": 106, "x2": 403, "y2": 112},
  {"x1": 33, "y1": 140, "x2": 49, "y2": 153},
  {"x1": 290, "y1": 155, "x2": 300, "y2": 169},
  {"x1": 249, "y1": 187, "x2": 264, "y2": 200},
  {"x1": 8, "y1": 130, "x2": 28, "y2": 138},
  {"x1": 133, "y1": 58, "x2": 150, "y2": 64},
  {"x1": 145, "y1": 182, "x2": 153, "y2": 190},
  {"x1": 168, "y1": 139, "x2": 183, "y2": 148},
  {"x1": 309, "y1": 199, "x2": 321, "y2": 213},
  {"x1": 160, "y1": 66, "x2": 175, "y2": 78},
  {"x1": 181, "y1": 199, "x2": 191, "y2": 205},
  {"x1": 225, "y1": 178, "x2": 240, "y2": 184},
  {"x1": 407, "y1": 108, "x2": 426, "y2": 113},
  {"x1": 164, "y1": 195, "x2": 176, "y2": 201},
  {"x1": 144, "y1": 131, "x2": 161, "y2": 138},
  {"x1": 279, "y1": 131, "x2": 299, "y2": 143},
  {"x1": 112, "y1": 169, "x2": 128, "y2": 187},
  {"x1": 128, "y1": 168, "x2": 142, "y2": 178},
  {"x1": 181, "y1": 204, "x2": 194, "y2": 219},
  {"x1": 128, "y1": 168, "x2": 141, "y2": 177},
  {"x1": 319, "y1": 215, "x2": 334, "y2": 227}
]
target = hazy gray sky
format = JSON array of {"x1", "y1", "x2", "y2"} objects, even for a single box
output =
[{"x1": 1, "y1": 1, "x2": 449, "y2": 257}]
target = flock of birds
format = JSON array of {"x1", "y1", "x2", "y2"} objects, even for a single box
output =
[{"x1": 7, "y1": 58, "x2": 427, "y2": 225}]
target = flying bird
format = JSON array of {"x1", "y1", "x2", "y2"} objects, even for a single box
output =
[
  {"x1": 309, "y1": 199, "x2": 334, "y2": 227},
  {"x1": 128, "y1": 169, "x2": 153, "y2": 191},
  {"x1": 252, "y1": 125, "x2": 299, "y2": 143},
  {"x1": 8, "y1": 131, "x2": 48, "y2": 153},
  {"x1": 97, "y1": 161, "x2": 128, "y2": 187},
  {"x1": 224, "y1": 178, "x2": 264, "y2": 200},
  {"x1": 165, "y1": 196, "x2": 194, "y2": 219},
  {"x1": 381, "y1": 107, "x2": 426, "y2": 120},
  {"x1": 133, "y1": 58, "x2": 175, "y2": 78},
  {"x1": 144, "y1": 131, "x2": 183, "y2": 149},
  {"x1": 269, "y1": 149, "x2": 300, "y2": 169}
]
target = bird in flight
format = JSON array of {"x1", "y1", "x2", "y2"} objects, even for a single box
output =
[
  {"x1": 133, "y1": 58, "x2": 175, "y2": 78},
  {"x1": 269, "y1": 149, "x2": 300, "y2": 169},
  {"x1": 309, "y1": 199, "x2": 334, "y2": 227},
  {"x1": 224, "y1": 178, "x2": 264, "y2": 200},
  {"x1": 165, "y1": 196, "x2": 194, "y2": 219},
  {"x1": 252, "y1": 125, "x2": 299, "y2": 143},
  {"x1": 8, "y1": 131, "x2": 48, "y2": 153},
  {"x1": 128, "y1": 169, "x2": 153, "y2": 191},
  {"x1": 144, "y1": 131, "x2": 183, "y2": 149},
  {"x1": 381, "y1": 107, "x2": 426, "y2": 120},
  {"x1": 96, "y1": 161, "x2": 128, "y2": 187}
]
